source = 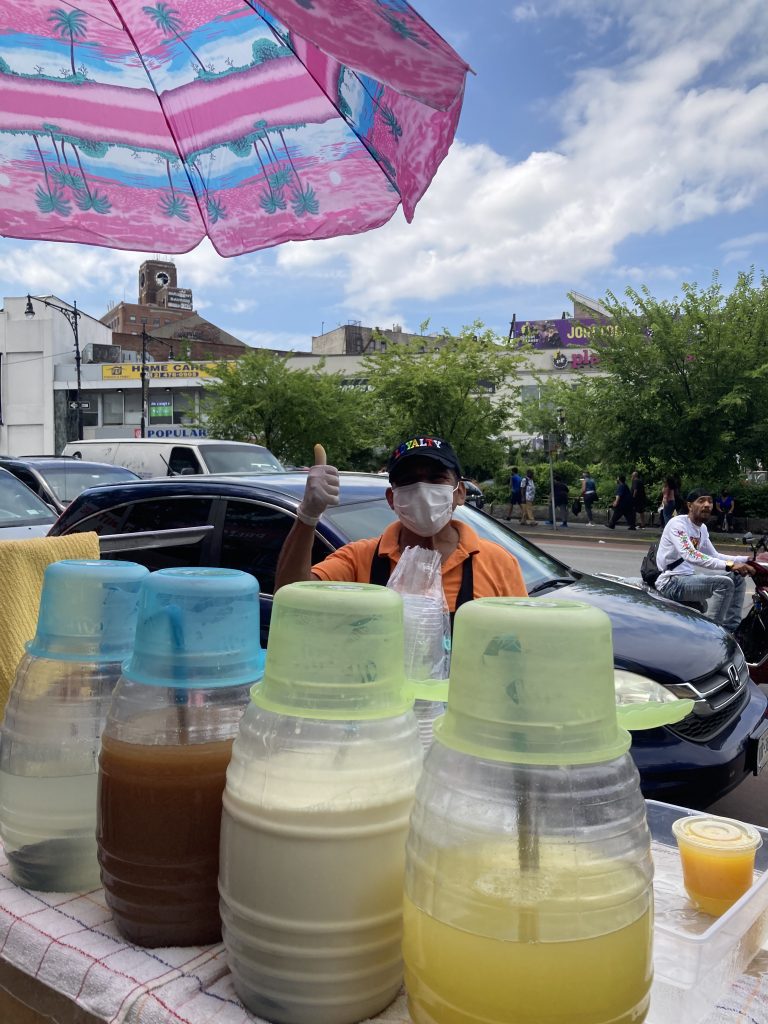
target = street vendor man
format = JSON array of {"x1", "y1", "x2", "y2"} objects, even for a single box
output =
[{"x1": 275, "y1": 435, "x2": 528, "y2": 612}]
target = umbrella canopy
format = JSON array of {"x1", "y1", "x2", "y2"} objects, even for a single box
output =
[{"x1": 0, "y1": 0, "x2": 469, "y2": 256}]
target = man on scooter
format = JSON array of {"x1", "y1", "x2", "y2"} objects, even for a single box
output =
[{"x1": 655, "y1": 487, "x2": 755, "y2": 633}]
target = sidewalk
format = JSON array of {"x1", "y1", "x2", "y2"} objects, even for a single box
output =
[{"x1": 489, "y1": 507, "x2": 750, "y2": 553}]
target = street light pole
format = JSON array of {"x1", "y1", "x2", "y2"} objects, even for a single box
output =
[
  {"x1": 25, "y1": 294, "x2": 83, "y2": 441},
  {"x1": 140, "y1": 324, "x2": 148, "y2": 439}
]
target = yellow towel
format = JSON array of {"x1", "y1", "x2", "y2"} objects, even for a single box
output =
[{"x1": 0, "y1": 533, "x2": 101, "y2": 715}]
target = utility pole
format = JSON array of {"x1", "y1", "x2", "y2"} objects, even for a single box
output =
[
  {"x1": 25, "y1": 294, "x2": 83, "y2": 441},
  {"x1": 140, "y1": 324, "x2": 148, "y2": 439}
]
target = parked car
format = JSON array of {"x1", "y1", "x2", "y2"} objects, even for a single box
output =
[
  {"x1": 0, "y1": 466, "x2": 58, "y2": 537},
  {"x1": 462, "y1": 479, "x2": 485, "y2": 510},
  {"x1": 50, "y1": 472, "x2": 768, "y2": 807},
  {"x1": 0, "y1": 456, "x2": 139, "y2": 514},
  {"x1": 60, "y1": 438, "x2": 284, "y2": 478}
]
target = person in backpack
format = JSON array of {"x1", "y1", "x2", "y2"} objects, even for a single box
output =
[
  {"x1": 581, "y1": 473, "x2": 598, "y2": 525},
  {"x1": 654, "y1": 487, "x2": 754, "y2": 633},
  {"x1": 630, "y1": 470, "x2": 647, "y2": 529},
  {"x1": 519, "y1": 469, "x2": 537, "y2": 525},
  {"x1": 275, "y1": 435, "x2": 527, "y2": 613}
]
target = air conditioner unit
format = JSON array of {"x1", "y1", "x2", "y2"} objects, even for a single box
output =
[{"x1": 82, "y1": 342, "x2": 122, "y2": 363}]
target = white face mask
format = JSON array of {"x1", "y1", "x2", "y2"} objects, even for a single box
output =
[{"x1": 392, "y1": 481, "x2": 457, "y2": 536}]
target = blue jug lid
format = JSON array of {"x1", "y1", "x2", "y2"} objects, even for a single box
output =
[
  {"x1": 122, "y1": 567, "x2": 265, "y2": 688},
  {"x1": 26, "y1": 559, "x2": 149, "y2": 663}
]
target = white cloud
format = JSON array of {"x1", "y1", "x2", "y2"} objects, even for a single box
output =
[
  {"x1": 278, "y1": 0, "x2": 768, "y2": 315},
  {"x1": 236, "y1": 329, "x2": 313, "y2": 352},
  {"x1": 721, "y1": 232, "x2": 768, "y2": 251},
  {"x1": 511, "y1": 4, "x2": 539, "y2": 23}
]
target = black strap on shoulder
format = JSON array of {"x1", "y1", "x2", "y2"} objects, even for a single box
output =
[
  {"x1": 369, "y1": 540, "x2": 391, "y2": 587},
  {"x1": 369, "y1": 541, "x2": 474, "y2": 632}
]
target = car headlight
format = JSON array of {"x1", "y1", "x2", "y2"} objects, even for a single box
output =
[{"x1": 614, "y1": 669, "x2": 681, "y2": 706}]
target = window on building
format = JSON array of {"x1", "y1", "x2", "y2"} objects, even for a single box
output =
[
  {"x1": 173, "y1": 390, "x2": 196, "y2": 425},
  {"x1": 103, "y1": 391, "x2": 124, "y2": 425},
  {"x1": 149, "y1": 393, "x2": 173, "y2": 424},
  {"x1": 80, "y1": 395, "x2": 99, "y2": 428},
  {"x1": 129, "y1": 314, "x2": 136, "y2": 322},
  {"x1": 124, "y1": 390, "x2": 142, "y2": 425},
  {"x1": 153, "y1": 318, "x2": 160, "y2": 327},
  {"x1": 520, "y1": 384, "x2": 541, "y2": 404}
]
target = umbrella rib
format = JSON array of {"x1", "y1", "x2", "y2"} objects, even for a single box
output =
[
  {"x1": 241, "y1": 0, "x2": 401, "y2": 201},
  {"x1": 104, "y1": 0, "x2": 208, "y2": 238}
]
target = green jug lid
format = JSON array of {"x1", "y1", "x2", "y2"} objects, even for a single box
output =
[
  {"x1": 252, "y1": 581, "x2": 412, "y2": 720},
  {"x1": 435, "y1": 598, "x2": 632, "y2": 765}
]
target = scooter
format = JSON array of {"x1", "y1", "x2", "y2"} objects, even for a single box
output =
[{"x1": 734, "y1": 532, "x2": 768, "y2": 684}]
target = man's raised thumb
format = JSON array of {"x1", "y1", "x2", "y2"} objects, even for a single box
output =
[{"x1": 313, "y1": 443, "x2": 327, "y2": 466}]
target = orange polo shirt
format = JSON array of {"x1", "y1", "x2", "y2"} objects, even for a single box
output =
[{"x1": 311, "y1": 520, "x2": 527, "y2": 610}]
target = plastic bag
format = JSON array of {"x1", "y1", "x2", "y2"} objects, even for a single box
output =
[{"x1": 387, "y1": 546, "x2": 451, "y2": 682}]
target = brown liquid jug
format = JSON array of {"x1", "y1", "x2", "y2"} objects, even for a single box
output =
[{"x1": 97, "y1": 567, "x2": 264, "y2": 947}]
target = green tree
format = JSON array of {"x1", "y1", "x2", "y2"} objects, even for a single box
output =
[
  {"x1": 519, "y1": 272, "x2": 768, "y2": 482},
  {"x1": 362, "y1": 322, "x2": 526, "y2": 477},
  {"x1": 202, "y1": 350, "x2": 373, "y2": 467}
]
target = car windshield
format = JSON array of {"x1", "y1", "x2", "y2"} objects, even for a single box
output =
[
  {"x1": 199, "y1": 445, "x2": 284, "y2": 474},
  {"x1": 322, "y1": 500, "x2": 572, "y2": 592},
  {"x1": 0, "y1": 473, "x2": 57, "y2": 526},
  {"x1": 42, "y1": 464, "x2": 138, "y2": 504}
]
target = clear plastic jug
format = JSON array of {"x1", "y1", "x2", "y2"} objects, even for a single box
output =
[
  {"x1": 97, "y1": 567, "x2": 264, "y2": 947},
  {"x1": 403, "y1": 598, "x2": 654, "y2": 1024},
  {"x1": 219, "y1": 581, "x2": 423, "y2": 1024},
  {"x1": 0, "y1": 559, "x2": 149, "y2": 891}
]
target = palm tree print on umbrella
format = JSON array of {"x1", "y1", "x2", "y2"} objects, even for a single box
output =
[
  {"x1": 31, "y1": 134, "x2": 71, "y2": 216},
  {"x1": 374, "y1": 0, "x2": 428, "y2": 48},
  {"x1": 47, "y1": 8, "x2": 88, "y2": 79},
  {"x1": 143, "y1": 3, "x2": 206, "y2": 76},
  {"x1": 159, "y1": 157, "x2": 190, "y2": 220},
  {"x1": 39, "y1": 125, "x2": 111, "y2": 214}
]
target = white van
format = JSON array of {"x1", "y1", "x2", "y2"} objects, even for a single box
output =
[{"x1": 61, "y1": 438, "x2": 284, "y2": 479}]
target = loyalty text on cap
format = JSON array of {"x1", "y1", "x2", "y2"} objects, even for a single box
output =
[{"x1": 392, "y1": 437, "x2": 443, "y2": 460}]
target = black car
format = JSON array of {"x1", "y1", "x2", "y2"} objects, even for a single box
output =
[
  {"x1": 0, "y1": 456, "x2": 139, "y2": 514},
  {"x1": 50, "y1": 472, "x2": 768, "y2": 806}
]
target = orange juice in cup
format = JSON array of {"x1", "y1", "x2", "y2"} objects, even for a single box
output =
[{"x1": 672, "y1": 814, "x2": 762, "y2": 917}]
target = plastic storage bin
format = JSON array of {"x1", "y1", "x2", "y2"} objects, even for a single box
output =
[{"x1": 647, "y1": 799, "x2": 768, "y2": 1024}]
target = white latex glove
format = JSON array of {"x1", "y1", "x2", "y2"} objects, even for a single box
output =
[{"x1": 297, "y1": 443, "x2": 340, "y2": 526}]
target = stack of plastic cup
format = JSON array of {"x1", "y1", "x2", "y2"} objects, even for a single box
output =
[
  {"x1": 220, "y1": 581, "x2": 423, "y2": 1024},
  {"x1": 0, "y1": 559, "x2": 149, "y2": 891},
  {"x1": 400, "y1": 593, "x2": 449, "y2": 750}
]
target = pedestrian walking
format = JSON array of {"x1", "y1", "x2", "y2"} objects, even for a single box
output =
[
  {"x1": 506, "y1": 465, "x2": 522, "y2": 520},
  {"x1": 581, "y1": 472, "x2": 598, "y2": 525},
  {"x1": 606, "y1": 474, "x2": 636, "y2": 530},
  {"x1": 661, "y1": 475, "x2": 677, "y2": 525},
  {"x1": 631, "y1": 470, "x2": 647, "y2": 529},
  {"x1": 519, "y1": 470, "x2": 537, "y2": 525},
  {"x1": 547, "y1": 475, "x2": 569, "y2": 527}
]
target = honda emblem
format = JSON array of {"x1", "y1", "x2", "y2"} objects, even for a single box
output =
[{"x1": 727, "y1": 664, "x2": 741, "y2": 692}]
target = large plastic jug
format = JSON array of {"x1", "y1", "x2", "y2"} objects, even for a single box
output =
[
  {"x1": 97, "y1": 567, "x2": 264, "y2": 947},
  {"x1": 0, "y1": 559, "x2": 149, "y2": 891},
  {"x1": 403, "y1": 599, "x2": 654, "y2": 1024},
  {"x1": 219, "y1": 581, "x2": 423, "y2": 1024}
]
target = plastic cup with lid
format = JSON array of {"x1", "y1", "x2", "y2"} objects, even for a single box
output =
[{"x1": 672, "y1": 814, "x2": 763, "y2": 916}]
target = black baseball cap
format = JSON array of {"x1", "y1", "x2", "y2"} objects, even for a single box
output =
[
  {"x1": 387, "y1": 436, "x2": 462, "y2": 481},
  {"x1": 687, "y1": 487, "x2": 713, "y2": 502}
]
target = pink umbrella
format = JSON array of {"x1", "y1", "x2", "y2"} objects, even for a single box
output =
[{"x1": 0, "y1": 0, "x2": 469, "y2": 256}]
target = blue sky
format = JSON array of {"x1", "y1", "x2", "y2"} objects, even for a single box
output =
[{"x1": 3, "y1": 0, "x2": 767, "y2": 351}]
